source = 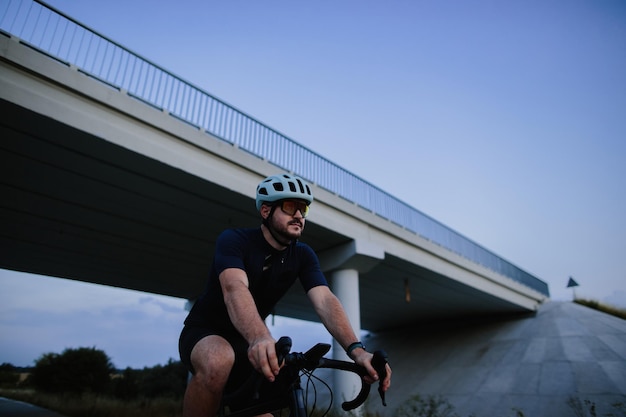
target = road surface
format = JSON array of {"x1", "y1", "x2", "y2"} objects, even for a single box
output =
[{"x1": 0, "y1": 397, "x2": 65, "y2": 416}]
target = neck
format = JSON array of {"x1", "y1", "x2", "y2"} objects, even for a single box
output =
[{"x1": 261, "y1": 224, "x2": 290, "y2": 250}]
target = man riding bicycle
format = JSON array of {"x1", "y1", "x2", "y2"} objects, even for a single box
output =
[{"x1": 179, "y1": 173, "x2": 392, "y2": 417}]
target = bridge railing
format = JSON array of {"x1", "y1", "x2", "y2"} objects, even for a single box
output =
[{"x1": 0, "y1": 0, "x2": 549, "y2": 296}]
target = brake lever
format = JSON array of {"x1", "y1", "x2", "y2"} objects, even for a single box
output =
[
  {"x1": 372, "y1": 350, "x2": 388, "y2": 406},
  {"x1": 276, "y1": 336, "x2": 293, "y2": 365},
  {"x1": 251, "y1": 336, "x2": 292, "y2": 400}
]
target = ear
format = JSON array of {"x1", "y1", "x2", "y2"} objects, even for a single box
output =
[{"x1": 260, "y1": 203, "x2": 272, "y2": 220}]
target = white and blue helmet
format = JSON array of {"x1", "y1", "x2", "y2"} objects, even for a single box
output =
[{"x1": 256, "y1": 174, "x2": 313, "y2": 211}]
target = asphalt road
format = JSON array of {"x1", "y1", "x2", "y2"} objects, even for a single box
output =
[{"x1": 0, "y1": 397, "x2": 65, "y2": 416}]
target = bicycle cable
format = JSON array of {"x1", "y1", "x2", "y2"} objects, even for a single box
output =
[{"x1": 302, "y1": 369, "x2": 333, "y2": 417}]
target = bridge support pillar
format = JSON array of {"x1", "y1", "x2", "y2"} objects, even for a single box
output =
[
  {"x1": 330, "y1": 268, "x2": 363, "y2": 414},
  {"x1": 315, "y1": 239, "x2": 385, "y2": 413}
]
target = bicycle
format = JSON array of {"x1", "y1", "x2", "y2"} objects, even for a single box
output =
[{"x1": 218, "y1": 336, "x2": 389, "y2": 417}]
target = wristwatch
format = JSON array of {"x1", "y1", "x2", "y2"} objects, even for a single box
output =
[{"x1": 346, "y1": 341, "x2": 365, "y2": 358}]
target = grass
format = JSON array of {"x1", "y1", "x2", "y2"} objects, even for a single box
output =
[
  {"x1": 574, "y1": 298, "x2": 626, "y2": 320},
  {"x1": 567, "y1": 396, "x2": 626, "y2": 417},
  {"x1": 0, "y1": 388, "x2": 182, "y2": 417}
]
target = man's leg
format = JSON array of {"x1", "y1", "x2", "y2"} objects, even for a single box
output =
[{"x1": 183, "y1": 335, "x2": 235, "y2": 417}]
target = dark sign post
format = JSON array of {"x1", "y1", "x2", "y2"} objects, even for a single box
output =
[{"x1": 567, "y1": 276, "x2": 579, "y2": 300}]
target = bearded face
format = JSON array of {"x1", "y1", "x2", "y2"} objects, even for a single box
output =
[{"x1": 267, "y1": 205, "x2": 305, "y2": 241}]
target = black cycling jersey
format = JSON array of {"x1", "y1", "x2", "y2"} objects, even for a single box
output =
[{"x1": 184, "y1": 227, "x2": 328, "y2": 334}]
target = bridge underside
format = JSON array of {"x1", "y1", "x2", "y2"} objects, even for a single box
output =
[{"x1": 0, "y1": 99, "x2": 536, "y2": 331}]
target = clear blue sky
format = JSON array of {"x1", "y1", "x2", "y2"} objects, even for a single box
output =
[{"x1": 1, "y1": 0, "x2": 625, "y2": 368}]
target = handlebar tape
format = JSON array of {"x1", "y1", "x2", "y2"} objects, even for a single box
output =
[
  {"x1": 372, "y1": 350, "x2": 388, "y2": 406},
  {"x1": 276, "y1": 336, "x2": 292, "y2": 365}
]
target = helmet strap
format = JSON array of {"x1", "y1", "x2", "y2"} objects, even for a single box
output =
[{"x1": 264, "y1": 205, "x2": 291, "y2": 247}]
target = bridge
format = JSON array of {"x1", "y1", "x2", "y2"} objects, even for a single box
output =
[
  {"x1": 0, "y1": 0, "x2": 547, "y2": 328},
  {"x1": 1, "y1": 0, "x2": 551, "y2": 411}
]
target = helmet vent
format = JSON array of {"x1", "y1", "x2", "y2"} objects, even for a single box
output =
[
  {"x1": 296, "y1": 179, "x2": 305, "y2": 193},
  {"x1": 273, "y1": 183, "x2": 284, "y2": 192}
]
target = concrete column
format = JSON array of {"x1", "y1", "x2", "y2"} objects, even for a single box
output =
[{"x1": 330, "y1": 268, "x2": 362, "y2": 411}]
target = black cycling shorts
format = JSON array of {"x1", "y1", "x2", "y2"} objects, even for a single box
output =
[{"x1": 178, "y1": 325, "x2": 254, "y2": 394}]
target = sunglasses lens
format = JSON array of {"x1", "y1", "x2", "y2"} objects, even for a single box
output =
[
  {"x1": 281, "y1": 201, "x2": 309, "y2": 217},
  {"x1": 299, "y1": 203, "x2": 309, "y2": 217}
]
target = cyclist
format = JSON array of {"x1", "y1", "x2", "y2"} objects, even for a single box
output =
[{"x1": 179, "y1": 173, "x2": 392, "y2": 417}]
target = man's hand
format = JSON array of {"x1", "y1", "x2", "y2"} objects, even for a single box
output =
[
  {"x1": 247, "y1": 335, "x2": 280, "y2": 382},
  {"x1": 351, "y1": 349, "x2": 392, "y2": 392}
]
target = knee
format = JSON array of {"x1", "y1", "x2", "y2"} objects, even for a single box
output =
[
  {"x1": 192, "y1": 360, "x2": 233, "y2": 395},
  {"x1": 190, "y1": 336, "x2": 235, "y2": 391}
]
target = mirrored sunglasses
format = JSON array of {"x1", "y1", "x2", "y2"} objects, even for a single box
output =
[{"x1": 279, "y1": 200, "x2": 310, "y2": 218}]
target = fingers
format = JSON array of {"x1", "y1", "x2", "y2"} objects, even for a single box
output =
[
  {"x1": 354, "y1": 351, "x2": 392, "y2": 392},
  {"x1": 370, "y1": 362, "x2": 392, "y2": 392},
  {"x1": 381, "y1": 363, "x2": 392, "y2": 392},
  {"x1": 354, "y1": 351, "x2": 378, "y2": 382},
  {"x1": 248, "y1": 337, "x2": 280, "y2": 382}
]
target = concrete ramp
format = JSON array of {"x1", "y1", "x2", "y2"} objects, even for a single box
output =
[{"x1": 363, "y1": 302, "x2": 626, "y2": 416}]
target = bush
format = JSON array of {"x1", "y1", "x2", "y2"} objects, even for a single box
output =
[
  {"x1": 112, "y1": 367, "x2": 140, "y2": 399},
  {"x1": 111, "y1": 360, "x2": 187, "y2": 400},
  {"x1": 136, "y1": 359, "x2": 187, "y2": 398},
  {"x1": 30, "y1": 347, "x2": 115, "y2": 395},
  {"x1": 0, "y1": 363, "x2": 20, "y2": 388},
  {"x1": 396, "y1": 394, "x2": 458, "y2": 417},
  {"x1": 574, "y1": 299, "x2": 626, "y2": 320}
]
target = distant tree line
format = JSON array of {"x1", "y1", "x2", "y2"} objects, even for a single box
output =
[
  {"x1": 1, "y1": 347, "x2": 187, "y2": 399},
  {"x1": 0, "y1": 363, "x2": 21, "y2": 387}
]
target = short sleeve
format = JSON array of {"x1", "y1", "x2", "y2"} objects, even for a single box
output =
[
  {"x1": 297, "y1": 243, "x2": 328, "y2": 292},
  {"x1": 213, "y1": 229, "x2": 246, "y2": 275}
]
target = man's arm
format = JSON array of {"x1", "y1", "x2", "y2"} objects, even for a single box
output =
[
  {"x1": 219, "y1": 267, "x2": 279, "y2": 382},
  {"x1": 307, "y1": 285, "x2": 360, "y2": 350},
  {"x1": 307, "y1": 285, "x2": 392, "y2": 391}
]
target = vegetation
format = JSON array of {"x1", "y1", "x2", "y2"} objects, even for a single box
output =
[
  {"x1": 392, "y1": 393, "x2": 626, "y2": 417},
  {"x1": 1, "y1": 346, "x2": 187, "y2": 417},
  {"x1": 395, "y1": 394, "x2": 458, "y2": 417},
  {"x1": 574, "y1": 298, "x2": 626, "y2": 320},
  {"x1": 30, "y1": 347, "x2": 114, "y2": 394},
  {"x1": 567, "y1": 396, "x2": 626, "y2": 417},
  {"x1": 0, "y1": 363, "x2": 21, "y2": 388},
  {"x1": 392, "y1": 393, "x2": 534, "y2": 417},
  {"x1": 0, "y1": 389, "x2": 182, "y2": 417}
]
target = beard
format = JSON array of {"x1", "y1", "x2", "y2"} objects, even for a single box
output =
[{"x1": 268, "y1": 213, "x2": 304, "y2": 242}]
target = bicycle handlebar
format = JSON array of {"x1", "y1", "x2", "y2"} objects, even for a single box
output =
[
  {"x1": 221, "y1": 337, "x2": 388, "y2": 413},
  {"x1": 317, "y1": 357, "x2": 370, "y2": 410},
  {"x1": 279, "y1": 337, "x2": 388, "y2": 411},
  {"x1": 313, "y1": 350, "x2": 388, "y2": 410}
]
